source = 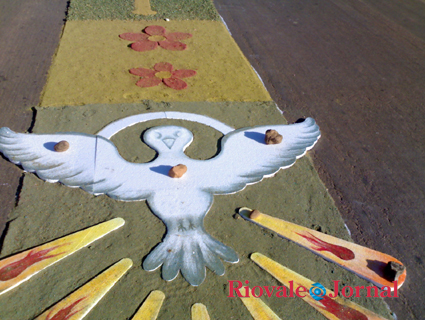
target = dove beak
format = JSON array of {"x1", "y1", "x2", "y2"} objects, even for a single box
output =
[{"x1": 162, "y1": 138, "x2": 176, "y2": 149}]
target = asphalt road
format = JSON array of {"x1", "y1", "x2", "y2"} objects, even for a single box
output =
[
  {"x1": 213, "y1": 0, "x2": 425, "y2": 318},
  {"x1": 0, "y1": 1, "x2": 68, "y2": 247},
  {"x1": 0, "y1": 0, "x2": 424, "y2": 319}
]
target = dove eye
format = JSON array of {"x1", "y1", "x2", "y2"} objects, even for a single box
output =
[
  {"x1": 155, "y1": 132, "x2": 162, "y2": 139},
  {"x1": 174, "y1": 131, "x2": 182, "y2": 137}
]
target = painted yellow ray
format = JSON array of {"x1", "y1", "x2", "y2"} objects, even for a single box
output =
[
  {"x1": 0, "y1": 218, "x2": 125, "y2": 296},
  {"x1": 191, "y1": 303, "x2": 210, "y2": 320},
  {"x1": 239, "y1": 208, "x2": 405, "y2": 290},
  {"x1": 35, "y1": 258, "x2": 132, "y2": 320},
  {"x1": 240, "y1": 292, "x2": 282, "y2": 320},
  {"x1": 133, "y1": 0, "x2": 157, "y2": 15},
  {"x1": 251, "y1": 253, "x2": 389, "y2": 320},
  {"x1": 132, "y1": 290, "x2": 165, "y2": 320}
]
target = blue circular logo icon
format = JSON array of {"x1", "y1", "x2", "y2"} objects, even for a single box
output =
[{"x1": 309, "y1": 283, "x2": 326, "y2": 301}]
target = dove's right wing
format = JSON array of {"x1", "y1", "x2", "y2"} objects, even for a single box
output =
[
  {"x1": 0, "y1": 128, "x2": 155, "y2": 201},
  {"x1": 196, "y1": 118, "x2": 321, "y2": 194}
]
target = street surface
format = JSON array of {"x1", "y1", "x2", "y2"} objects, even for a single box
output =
[
  {"x1": 214, "y1": 0, "x2": 425, "y2": 318},
  {"x1": 0, "y1": 0, "x2": 69, "y2": 240}
]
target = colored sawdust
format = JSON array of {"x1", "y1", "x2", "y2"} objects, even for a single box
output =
[
  {"x1": 0, "y1": 102, "x2": 392, "y2": 320},
  {"x1": 40, "y1": 21, "x2": 271, "y2": 107},
  {"x1": 133, "y1": 0, "x2": 157, "y2": 16},
  {"x1": 130, "y1": 62, "x2": 197, "y2": 90},
  {"x1": 67, "y1": 0, "x2": 220, "y2": 21},
  {"x1": 120, "y1": 25, "x2": 192, "y2": 52}
]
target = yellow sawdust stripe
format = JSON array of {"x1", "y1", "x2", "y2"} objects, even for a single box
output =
[
  {"x1": 133, "y1": 0, "x2": 157, "y2": 15},
  {"x1": 35, "y1": 258, "x2": 132, "y2": 319},
  {"x1": 239, "y1": 208, "x2": 406, "y2": 290},
  {"x1": 191, "y1": 303, "x2": 210, "y2": 320},
  {"x1": 40, "y1": 20, "x2": 271, "y2": 107},
  {"x1": 132, "y1": 290, "x2": 165, "y2": 320},
  {"x1": 240, "y1": 293, "x2": 282, "y2": 320},
  {"x1": 0, "y1": 218, "x2": 124, "y2": 296}
]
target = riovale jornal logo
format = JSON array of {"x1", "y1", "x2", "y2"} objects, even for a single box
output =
[{"x1": 227, "y1": 280, "x2": 399, "y2": 299}]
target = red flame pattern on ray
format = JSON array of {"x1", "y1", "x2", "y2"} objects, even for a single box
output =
[
  {"x1": 46, "y1": 297, "x2": 86, "y2": 320},
  {"x1": 0, "y1": 245, "x2": 67, "y2": 281},
  {"x1": 317, "y1": 295, "x2": 368, "y2": 320},
  {"x1": 296, "y1": 232, "x2": 355, "y2": 260}
]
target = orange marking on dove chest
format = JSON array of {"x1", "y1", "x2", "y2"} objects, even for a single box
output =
[{"x1": 296, "y1": 232, "x2": 355, "y2": 260}]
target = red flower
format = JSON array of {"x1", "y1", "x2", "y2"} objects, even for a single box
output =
[
  {"x1": 119, "y1": 25, "x2": 192, "y2": 52},
  {"x1": 130, "y1": 62, "x2": 196, "y2": 90}
]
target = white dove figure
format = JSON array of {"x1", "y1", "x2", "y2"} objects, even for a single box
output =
[{"x1": 0, "y1": 118, "x2": 320, "y2": 286}]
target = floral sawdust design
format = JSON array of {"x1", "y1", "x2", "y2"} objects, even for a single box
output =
[
  {"x1": 120, "y1": 25, "x2": 192, "y2": 52},
  {"x1": 130, "y1": 62, "x2": 196, "y2": 90}
]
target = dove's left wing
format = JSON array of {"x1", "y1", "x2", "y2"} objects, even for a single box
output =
[
  {"x1": 0, "y1": 128, "x2": 155, "y2": 200},
  {"x1": 197, "y1": 118, "x2": 320, "y2": 194}
]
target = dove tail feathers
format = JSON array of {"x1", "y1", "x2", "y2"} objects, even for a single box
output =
[{"x1": 143, "y1": 230, "x2": 238, "y2": 286}]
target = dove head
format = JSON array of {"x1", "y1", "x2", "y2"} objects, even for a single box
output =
[{"x1": 143, "y1": 126, "x2": 193, "y2": 154}]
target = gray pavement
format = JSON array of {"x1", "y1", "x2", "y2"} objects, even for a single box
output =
[
  {"x1": 0, "y1": 0, "x2": 68, "y2": 244},
  {"x1": 213, "y1": 0, "x2": 425, "y2": 318}
]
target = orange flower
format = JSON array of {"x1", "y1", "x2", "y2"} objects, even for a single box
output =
[
  {"x1": 119, "y1": 25, "x2": 192, "y2": 52},
  {"x1": 130, "y1": 62, "x2": 196, "y2": 90}
]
